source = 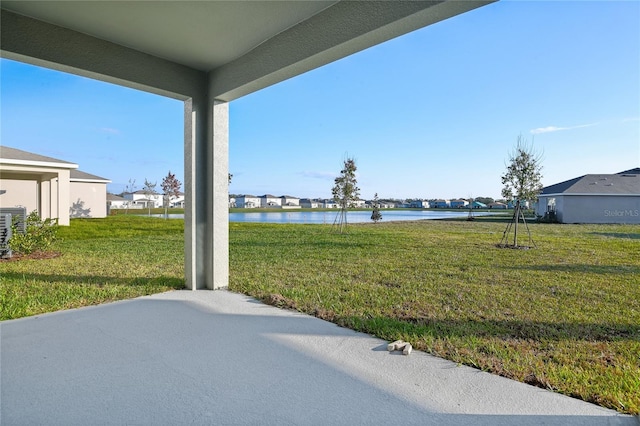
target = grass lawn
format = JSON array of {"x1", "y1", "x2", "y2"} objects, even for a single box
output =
[
  {"x1": 229, "y1": 219, "x2": 640, "y2": 415},
  {"x1": 1, "y1": 215, "x2": 638, "y2": 414},
  {"x1": 0, "y1": 216, "x2": 185, "y2": 319}
]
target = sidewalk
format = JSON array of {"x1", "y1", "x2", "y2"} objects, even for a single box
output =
[{"x1": 1, "y1": 290, "x2": 636, "y2": 425}]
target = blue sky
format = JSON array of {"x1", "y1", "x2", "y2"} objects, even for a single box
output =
[{"x1": 2, "y1": 1, "x2": 638, "y2": 200}]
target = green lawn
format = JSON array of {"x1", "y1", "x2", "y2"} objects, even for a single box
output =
[
  {"x1": 1, "y1": 215, "x2": 638, "y2": 414},
  {"x1": 229, "y1": 219, "x2": 639, "y2": 415},
  {"x1": 0, "y1": 216, "x2": 185, "y2": 319}
]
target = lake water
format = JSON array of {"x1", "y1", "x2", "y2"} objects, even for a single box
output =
[{"x1": 156, "y1": 210, "x2": 487, "y2": 223}]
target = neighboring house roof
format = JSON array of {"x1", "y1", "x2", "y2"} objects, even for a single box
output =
[
  {"x1": 107, "y1": 193, "x2": 127, "y2": 201},
  {"x1": 71, "y1": 169, "x2": 111, "y2": 183},
  {"x1": 133, "y1": 189, "x2": 160, "y2": 195},
  {"x1": 541, "y1": 170, "x2": 640, "y2": 196},
  {"x1": 0, "y1": 146, "x2": 79, "y2": 169}
]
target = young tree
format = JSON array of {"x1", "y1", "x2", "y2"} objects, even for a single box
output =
[
  {"x1": 500, "y1": 135, "x2": 543, "y2": 248},
  {"x1": 331, "y1": 157, "x2": 360, "y2": 233},
  {"x1": 161, "y1": 171, "x2": 182, "y2": 218},
  {"x1": 371, "y1": 193, "x2": 382, "y2": 223},
  {"x1": 123, "y1": 178, "x2": 137, "y2": 214},
  {"x1": 142, "y1": 178, "x2": 158, "y2": 216}
]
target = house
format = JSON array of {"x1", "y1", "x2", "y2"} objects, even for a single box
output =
[
  {"x1": 280, "y1": 195, "x2": 300, "y2": 207},
  {"x1": 450, "y1": 199, "x2": 469, "y2": 209},
  {"x1": 0, "y1": 146, "x2": 110, "y2": 224},
  {"x1": 472, "y1": 201, "x2": 487, "y2": 209},
  {"x1": 488, "y1": 202, "x2": 508, "y2": 209},
  {"x1": 321, "y1": 199, "x2": 338, "y2": 209},
  {"x1": 507, "y1": 200, "x2": 530, "y2": 209},
  {"x1": 107, "y1": 193, "x2": 127, "y2": 211},
  {"x1": 536, "y1": 168, "x2": 640, "y2": 224},
  {"x1": 409, "y1": 200, "x2": 430, "y2": 209},
  {"x1": 299, "y1": 198, "x2": 320, "y2": 208},
  {"x1": 260, "y1": 194, "x2": 281, "y2": 208},
  {"x1": 236, "y1": 195, "x2": 260, "y2": 208},
  {"x1": 432, "y1": 199, "x2": 450, "y2": 208},
  {"x1": 122, "y1": 189, "x2": 163, "y2": 209},
  {"x1": 169, "y1": 192, "x2": 185, "y2": 208}
]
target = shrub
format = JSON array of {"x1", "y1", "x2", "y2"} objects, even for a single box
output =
[{"x1": 9, "y1": 210, "x2": 60, "y2": 255}]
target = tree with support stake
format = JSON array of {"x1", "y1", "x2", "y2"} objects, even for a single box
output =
[
  {"x1": 371, "y1": 193, "x2": 382, "y2": 223},
  {"x1": 161, "y1": 171, "x2": 182, "y2": 219},
  {"x1": 499, "y1": 135, "x2": 543, "y2": 249},
  {"x1": 332, "y1": 157, "x2": 360, "y2": 233},
  {"x1": 142, "y1": 179, "x2": 157, "y2": 217}
]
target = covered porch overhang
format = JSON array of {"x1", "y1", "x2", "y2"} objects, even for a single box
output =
[
  {"x1": 0, "y1": 161, "x2": 77, "y2": 226},
  {"x1": 0, "y1": 1, "x2": 496, "y2": 289}
]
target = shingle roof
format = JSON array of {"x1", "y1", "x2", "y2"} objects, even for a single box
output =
[
  {"x1": 70, "y1": 169, "x2": 110, "y2": 182},
  {"x1": 107, "y1": 193, "x2": 126, "y2": 201},
  {"x1": 0, "y1": 146, "x2": 78, "y2": 167},
  {"x1": 619, "y1": 168, "x2": 640, "y2": 174},
  {"x1": 542, "y1": 170, "x2": 640, "y2": 195}
]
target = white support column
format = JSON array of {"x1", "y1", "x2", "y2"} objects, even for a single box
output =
[
  {"x1": 184, "y1": 96, "x2": 229, "y2": 290},
  {"x1": 38, "y1": 179, "x2": 48, "y2": 219}
]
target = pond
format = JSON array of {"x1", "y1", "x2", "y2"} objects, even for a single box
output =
[{"x1": 155, "y1": 210, "x2": 489, "y2": 223}]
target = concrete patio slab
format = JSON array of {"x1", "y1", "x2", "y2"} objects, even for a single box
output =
[{"x1": 1, "y1": 290, "x2": 636, "y2": 425}]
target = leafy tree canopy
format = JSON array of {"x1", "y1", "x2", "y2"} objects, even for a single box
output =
[{"x1": 501, "y1": 135, "x2": 543, "y2": 202}]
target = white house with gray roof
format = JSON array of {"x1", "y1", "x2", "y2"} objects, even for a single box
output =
[
  {"x1": 236, "y1": 195, "x2": 260, "y2": 209},
  {"x1": 0, "y1": 146, "x2": 110, "y2": 224},
  {"x1": 260, "y1": 194, "x2": 281, "y2": 208},
  {"x1": 536, "y1": 168, "x2": 640, "y2": 224}
]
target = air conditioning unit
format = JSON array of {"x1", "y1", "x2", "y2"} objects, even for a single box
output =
[{"x1": 0, "y1": 207, "x2": 27, "y2": 258}]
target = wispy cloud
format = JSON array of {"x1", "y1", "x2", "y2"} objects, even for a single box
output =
[
  {"x1": 99, "y1": 127, "x2": 121, "y2": 135},
  {"x1": 530, "y1": 123, "x2": 598, "y2": 135},
  {"x1": 299, "y1": 171, "x2": 334, "y2": 180},
  {"x1": 621, "y1": 117, "x2": 640, "y2": 123}
]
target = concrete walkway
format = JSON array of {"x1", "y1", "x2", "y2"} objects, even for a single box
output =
[{"x1": 1, "y1": 290, "x2": 636, "y2": 426}]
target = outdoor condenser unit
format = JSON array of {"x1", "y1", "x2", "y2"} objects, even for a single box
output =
[{"x1": 0, "y1": 207, "x2": 27, "y2": 258}]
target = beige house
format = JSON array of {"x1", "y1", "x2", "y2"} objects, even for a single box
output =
[{"x1": 0, "y1": 146, "x2": 110, "y2": 225}]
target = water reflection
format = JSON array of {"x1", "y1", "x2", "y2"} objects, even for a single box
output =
[
  {"x1": 229, "y1": 210, "x2": 485, "y2": 224},
  {"x1": 153, "y1": 210, "x2": 490, "y2": 223}
]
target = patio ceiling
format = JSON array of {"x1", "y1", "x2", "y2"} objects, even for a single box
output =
[{"x1": 0, "y1": 1, "x2": 494, "y2": 101}]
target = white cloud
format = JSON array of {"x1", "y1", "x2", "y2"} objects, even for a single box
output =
[{"x1": 530, "y1": 123, "x2": 598, "y2": 135}]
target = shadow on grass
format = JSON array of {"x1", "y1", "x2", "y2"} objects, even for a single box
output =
[
  {"x1": 590, "y1": 232, "x2": 640, "y2": 240},
  {"x1": 1, "y1": 271, "x2": 184, "y2": 288},
  {"x1": 505, "y1": 264, "x2": 640, "y2": 275},
  {"x1": 262, "y1": 293, "x2": 640, "y2": 342},
  {"x1": 362, "y1": 316, "x2": 640, "y2": 342},
  {"x1": 436, "y1": 215, "x2": 530, "y2": 224}
]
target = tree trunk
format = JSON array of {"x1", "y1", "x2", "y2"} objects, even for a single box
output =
[{"x1": 513, "y1": 200, "x2": 520, "y2": 247}]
